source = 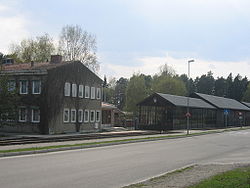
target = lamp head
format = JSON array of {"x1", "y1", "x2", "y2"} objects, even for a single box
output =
[{"x1": 188, "y1": 59, "x2": 195, "y2": 63}]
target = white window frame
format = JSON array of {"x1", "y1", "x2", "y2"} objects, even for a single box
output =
[
  {"x1": 72, "y1": 83, "x2": 77, "y2": 97},
  {"x1": 84, "y1": 109, "x2": 89, "y2": 123},
  {"x1": 85, "y1": 86, "x2": 90, "y2": 98},
  {"x1": 78, "y1": 109, "x2": 83, "y2": 123},
  {"x1": 71, "y1": 109, "x2": 76, "y2": 123},
  {"x1": 91, "y1": 87, "x2": 96, "y2": 99},
  {"x1": 79, "y1": 85, "x2": 84, "y2": 98},
  {"x1": 63, "y1": 108, "x2": 70, "y2": 123},
  {"x1": 19, "y1": 107, "x2": 27, "y2": 122},
  {"x1": 32, "y1": 80, "x2": 41, "y2": 94},
  {"x1": 90, "y1": 110, "x2": 95, "y2": 122},
  {"x1": 8, "y1": 80, "x2": 16, "y2": 92},
  {"x1": 64, "y1": 82, "x2": 71, "y2": 97},
  {"x1": 19, "y1": 80, "x2": 28, "y2": 94},
  {"x1": 96, "y1": 110, "x2": 101, "y2": 122},
  {"x1": 96, "y1": 88, "x2": 101, "y2": 100},
  {"x1": 31, "y1": 108, "x2": 40, "y2": 123}
]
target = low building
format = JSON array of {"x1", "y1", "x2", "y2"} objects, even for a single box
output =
[
  {"x1": 101, "y1": 102, "x2": 125, "y2": 128},
  {"x1": 137, "y1": 93, "x2": 216, "y2": 131},
  {"x1": 0, "y1": 55, "x2": 102, "y2": 134},
  {"x1": 191, "y1": 93, "x2": 250, "y2": 127},
  {"x1": 242, "y1": 102, "x2": 250, "y2": 126}
]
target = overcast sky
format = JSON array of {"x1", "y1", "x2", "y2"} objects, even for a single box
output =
[{"x1": 1, "y1": 0, "x2": 250, "y2": 80}]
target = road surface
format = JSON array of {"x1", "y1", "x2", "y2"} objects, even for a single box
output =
[{"x1": 1, "y1": 129, "x2": 250, "y2": 188}]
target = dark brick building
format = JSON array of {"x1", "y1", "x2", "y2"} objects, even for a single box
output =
[{"x1": 0, "y1": 55, "x2": 102, "y2": 134}]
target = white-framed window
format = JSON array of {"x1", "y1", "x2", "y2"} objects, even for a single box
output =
[
  {"x1": 91, "y1": 87, "x2": 95, "y2": 99},
  {"x1": 79, "y1": 85, "x2": 84, "y2": 98},
  {"x1": 84, "y1": 109, "x2": 89, "y2": 122},
  {"x1": 78, "y1": 109, "x2": 83, "y2": 123},
  {"x1": 63, "y1": 108, "x2": 70, "y2": 123},
  {"x1": 71, "y1": 109, "x2": 76, "y2": 122},
  {"x1": 96, "y1": 110, "x2": 101, "y2": 122},
  {"x1": 72, "y1": 83, "x2": 77, "y2": 97},
  {"x1": 19, "y1": 107, "x2": 27, "y2": 122},
  {"x1": 90, "y1": 110, "x2": 95, "y2": 122},
  {"x1": 85, "y1": 86, "x2": 90, "y2": 98},
  {"x1": 31, "y1": 108, "x2": 40, "y2": 123},
  {"x1": 96, "y1": 88, "x2": 101, "y2": 100},
  {"x1": 32, "y1": 80, "x2": 41, "y2": 94},
  {"x1": 64, "y1": 82, "x2": 71, "y2": 96},
  {"x1": 19, "y1": 80, "x2": 28, "y2": 94},
  {"x1": 8, "y1": 80, "x2": 16, "y2": 92}
]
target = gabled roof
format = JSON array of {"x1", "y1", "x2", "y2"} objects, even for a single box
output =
[
  {"x1": 157, "y1": 93, "x2": 216, "y2": 109},
  {"x1": 242, "y1": 102, "x2": 250, "y2": 108},
  {"x1": 1, "y1": 61, "x2": 72, "y2": 71},
  {"x1": 191, "y1": 93, "x2": 250, "y2": 111}
]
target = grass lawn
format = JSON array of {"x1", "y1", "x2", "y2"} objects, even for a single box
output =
[{"x1": 189, "y1": 166, "x2": 250, "y2": 188}]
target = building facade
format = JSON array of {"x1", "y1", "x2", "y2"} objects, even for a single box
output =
[
  {"x1": 138, "y1": 92, "x2": 250, "y2": 131},
  {"x1": 0, "y1": 55, "x2": 102, "y2": 134}
]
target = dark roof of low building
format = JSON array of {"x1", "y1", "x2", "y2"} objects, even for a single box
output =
[
  {"x1": 191, "y1": 93, "x2": 250, "y2": 111},
  {"x1": 242, "y1": 102, "x2": 250, "y2": 108},
  {"x1": 157, "y1": 93, "x2": 216, "y2": 109}
]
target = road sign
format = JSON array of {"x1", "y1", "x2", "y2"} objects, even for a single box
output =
[{"x1": 185, "y1": 112, "x2": 191, "y2": 117}]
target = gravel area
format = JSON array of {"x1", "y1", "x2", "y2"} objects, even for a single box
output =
[{"x1": 124, "y1": 163, "x2": 250, "y2": 188}]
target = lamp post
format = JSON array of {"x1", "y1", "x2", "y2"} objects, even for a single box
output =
[{"x1": 187, "y1": 59, "x2": 194, "y2": 135}]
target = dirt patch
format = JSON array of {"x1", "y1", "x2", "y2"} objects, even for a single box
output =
[{"x1": 124, "y1": 163, "x2": 250, "y2": 188}]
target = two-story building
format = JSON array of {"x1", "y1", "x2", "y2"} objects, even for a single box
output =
[{"x1": 0, "y1": 55, "x2": 102, "y2": 134}]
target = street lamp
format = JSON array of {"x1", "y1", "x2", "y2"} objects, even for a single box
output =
[{"x1": 187, "y1": 59, "x2": 194, "y2": 135}]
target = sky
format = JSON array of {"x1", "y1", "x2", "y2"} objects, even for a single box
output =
[{"x1": 1, "y1": 0, "x2": 250, "y2": 80}]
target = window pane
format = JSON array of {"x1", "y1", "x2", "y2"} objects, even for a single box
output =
[
  {"x1": 64, "y1": 109, "x2": 69, "y2": 122},
  {"x1": 91, "y1": 87, "x2": 95, "y2": 99},
  {"x1": 72, "y1": 84, "x2": 77, "y2": 97},
  {"x1": 79, "y1": 85, "x2": 83, "y2": 98},
  {"x1": 71, "y1": 109, "x2": 76, "y2": 122},
  {"x1": 96, "y1": 88, "x2": 101, "y2": 99},
  {"x1": 84, "y1": 110, "x2": 89, "y2": 122},
  {"x1": 64, "y1": 82, "x2": 71, "y2": 96},
  {"x1": 20, "y1": 80, "x2": 28, "y2": 94},
  {"x1": 8, "y1": 80, "x2": 16, "y2": 92},
  {"x1": 19, "y1": 108, "x2": 27, "y2": 121},
  {"x1": 85, "y1": 86, "x2": 90, "y2": 98},
  {"x1": 78, "y1": 110, "x2": 83, "y2": 122},
  {"x1": 32, "y1": 109, "x2": 40, "y2": 122},
  {"x1": 32, "y1": 80, "x2": 41, "y2": 94},
  {"x1": 96, "y1": 111, "x2": 100, "y2": 122},
  {"x1": 90, "y1": 110, "x2": 95, "y2": 122}
]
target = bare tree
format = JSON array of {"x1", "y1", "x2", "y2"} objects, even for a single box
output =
[{"x1": 58, "y1": 25, "x2": 99, "y2": 72}]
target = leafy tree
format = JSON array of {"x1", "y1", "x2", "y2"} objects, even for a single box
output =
[
  {"x1": 152, "y1": 75, "x2": 187, "y2": 96},
  {"x1": 0, "y1": 75, "x2": 19, "y2": 126},
  {"x1": 58, "y1": 25, "x2": 99, "y2": 72},
  {"x1": 214, "y1": 77, "x2": 227, "y2": 97},
  {"x1": 196, "y1": 71, "x2": 215, "y2": 95},
  {"x1": 10, "y1": 33, "x2": 55, "y2": 63},
  {"x1": 114, "y1": 77, "x2": 128, "y2": 110},
  {"x1": 125, "y1": 74, "x2": 148, "y2": 113},
  {"x1": 243, "y1": 83, "x2": 250, "y2": 102},
  {"x1": 179, "y1": 74, "x2": 195, "y2": 95}
]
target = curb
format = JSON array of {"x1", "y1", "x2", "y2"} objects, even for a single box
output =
[{"x1": 0, "y1": 127, "x2": 248, "y2": 158}]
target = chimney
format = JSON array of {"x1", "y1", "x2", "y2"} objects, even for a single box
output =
[
  {"x1": 31, "y1": 61, "x2": 34, "y2": 67},
  {"x1": 50, "y1": 55, "x2": 62, "y2": 64}
]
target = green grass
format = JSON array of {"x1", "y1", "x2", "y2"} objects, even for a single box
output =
[
  {"x1": 0, "y1": 127, "x2": 249, "y2": 154},
  {"x1": 189, "y1": 166, "x2": 250, "y2": 188}
]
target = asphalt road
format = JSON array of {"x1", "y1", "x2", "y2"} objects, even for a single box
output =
[{"x1": 1, "y1": 129, "x2": 250, "y2": 188}]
